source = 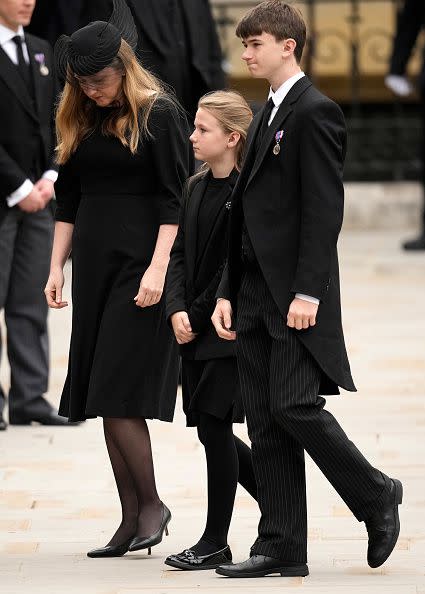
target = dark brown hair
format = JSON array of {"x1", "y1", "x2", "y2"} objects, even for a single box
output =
[{"x1": 236, "y1": 1, "x2": 306, "y2": 63}]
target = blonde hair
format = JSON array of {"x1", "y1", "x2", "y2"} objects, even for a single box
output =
[
  {"x1": 195, "y1": 90, "x2": 253, "y2": 177},
  {"x1": 55, "y1": 40, "x2": 169, "y2": 164}
]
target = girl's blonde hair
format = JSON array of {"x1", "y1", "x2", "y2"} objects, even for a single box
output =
[
  {"x1": 55, "y1": 40, "x2": 169, "y2": 164},
  {"x1": 196, "y1": 90, "x2": 253, "y2": 176}
]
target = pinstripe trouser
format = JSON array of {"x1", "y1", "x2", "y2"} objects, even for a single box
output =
[{"x1": 236, "y1": 267, "x2": 391, "y2": 562}]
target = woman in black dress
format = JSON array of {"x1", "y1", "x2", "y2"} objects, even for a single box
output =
[
  {"x1": 165, "y1": 91, "x2": 257, "y2": 570},
  {"x1": 44, "y1": 0, "x2": 191, "y2": 557}
]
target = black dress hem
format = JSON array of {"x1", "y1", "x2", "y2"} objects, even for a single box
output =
[{"x1": 59, "y1": 407, "x2": 175, "y2": 423}]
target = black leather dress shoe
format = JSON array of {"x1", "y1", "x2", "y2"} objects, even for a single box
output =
[
  {"x1": 215, "y1": 555, "x2": 309, "y2": 578},
  {"x1": 128, "y1": 503, "x2": 171, "y2": 554},
  {"x1": 365, "y1": 478, "x2": 403, "y2": 568},
  {"x1": 0, "y1": 414, "x2": 7, "y2": 431},
  {"x1": 402, "y1": 234, "x2": 425, "y2": 251},
  {"x1": 165, "y1": 545, "x2": 232, "y2": 571},
  {"x1": 87, "y1": 538, "x2": 133, "y2": 558},
  {"x1": 9, "y1": 411, "x2": 81, "y2": 426}
]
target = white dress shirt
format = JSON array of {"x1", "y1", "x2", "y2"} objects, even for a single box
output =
[
  {"x1": 0, "y1": 23, "x2": 57, "y2": 207},
  {"x1": 265, "y1": 71, "x2": 319, "y2": 305},
  {"x1": 267, "y1": 70, "x2": 306, "y2": 124}
]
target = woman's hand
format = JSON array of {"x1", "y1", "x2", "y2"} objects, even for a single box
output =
[
  {"x1": 170, "y1": 311, "x2": 197, "y2": 344},
  {"x1": 134, "y1": 264, "x2": 167, "y2": 308},
  {"x1": 44, "y1": 267, "x2": 68, "y2": 309}
]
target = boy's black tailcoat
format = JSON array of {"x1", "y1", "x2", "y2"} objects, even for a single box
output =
[
  {"x1": 219, "y1": 76, "x2": 356, "y2": 394},
  {"x1": 166, "y1": 169, "x2": 238, "y2": 360}
]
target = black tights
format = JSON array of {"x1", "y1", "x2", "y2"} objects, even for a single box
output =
[
  {"x1": 191, "y1": 413, "x2": 257, "y2": 555},
  {"x1": 103, "y1": 417, "x2": 163, "y2": 546}
]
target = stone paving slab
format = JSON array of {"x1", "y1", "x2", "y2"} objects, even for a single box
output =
[{"x1": 1, "y1": 229, "x2": 425, "y2": 594}]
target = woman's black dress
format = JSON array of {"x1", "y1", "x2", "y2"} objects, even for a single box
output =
[{"x1": 55, "y1": 99, "x2": 191, "y2": 422}]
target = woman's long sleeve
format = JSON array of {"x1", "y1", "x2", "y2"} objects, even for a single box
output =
[
  {"x1": 149, "y1": 100, "x2": 192, "y2": 225},
  {"x1": 54, "y1": 158, "x2": 81, "y2": 224}
]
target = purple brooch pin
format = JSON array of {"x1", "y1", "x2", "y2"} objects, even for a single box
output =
[{"x1": 34, "y1": 53, "x2": 49, "y2": 76}]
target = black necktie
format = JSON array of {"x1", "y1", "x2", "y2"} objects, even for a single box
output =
[
  {"x1": 256, "y1": 97, "x2": 275, "y2": 150},
  {"x1": 12, "y1": 35, "x2": 33, "y2": 93},
  {"x1": 242, "y1": 98, "x2": 276, "y2": 266}
]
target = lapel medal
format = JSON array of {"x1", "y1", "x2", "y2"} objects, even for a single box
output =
[
  {"x1": 273, "y1": 130, "x2": 284, "y2": 155},
  {"x1": 34, "y1": 53, "x2": 49, "y2": 76}
]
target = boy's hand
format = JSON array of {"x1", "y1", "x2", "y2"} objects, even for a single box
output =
[
  {"x1": 170, "y1": 311, "x2": 196, "y2": 344},
  {"x1": 287, "y1": 297, "x2": 318, "y2": 330}
]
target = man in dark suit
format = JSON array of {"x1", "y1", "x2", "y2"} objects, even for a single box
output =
[
  {"x1": 81, "y1": 0, "x2": 225, "y2": 117},
  {"x1": 386, "y1": 0, "x2": 425, "y2": 250},
  {"x1": 0, "y1": 0, "x2": 75, "y2": 428},
  {"x1": 211, "y1": 1, "x2": 402, "y2": 578}
]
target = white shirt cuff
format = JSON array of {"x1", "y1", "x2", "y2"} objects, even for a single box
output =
[
  {"x1": 6, "y1": 179, "x2": 34, "y2": 207},
  {"x1": 42, "y1": 170, "x2": 58, "y2": 182},
  {"x1": 296, "y1": 293, "x2": 320, "y2": 305}
]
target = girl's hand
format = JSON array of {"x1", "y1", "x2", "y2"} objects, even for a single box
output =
[
  {"x1": 170, "y1": 311, "x2": 197, "y2": 344},
  {"x1": 211, "y1": 299, "x2": 236, "y2": 341},
  {"x1": 44, "y1": 267, "x2": 68, "y2": 309},
  {"x1": 134, "y1": 264, "x2": 166, "y2": 308}
]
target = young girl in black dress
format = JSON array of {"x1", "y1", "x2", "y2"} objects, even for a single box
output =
[
  {"x1": 165, "y1": 91, "x2": 257, "y2": 571},
  {"x1": 45, "y1": 1, "x2": 191, "y2": 557}
]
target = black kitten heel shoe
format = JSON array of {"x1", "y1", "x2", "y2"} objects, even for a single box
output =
[
  {"x1": 87, "y1": 537, "x2": 134, "y2": 558},
  {"x1": 128, "y1": 503, "x2": 171, "y2": 554}
]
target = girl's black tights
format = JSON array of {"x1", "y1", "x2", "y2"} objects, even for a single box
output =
[{"x1": 191, "y1": 413, "x2": 257, "y2": 556}]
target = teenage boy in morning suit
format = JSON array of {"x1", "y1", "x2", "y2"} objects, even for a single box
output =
[
  {"x1": 0, "y1": 0, "x2": 74, "y2": 428},
  {"x1": 211, "y1": 1, "x2": 403, "y2": 578}
]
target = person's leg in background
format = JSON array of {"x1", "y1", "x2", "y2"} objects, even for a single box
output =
[
  {"x1": 403, "y1": 64, "x2": 425, "y2": 250},
  {"x1": 0, "y1": 209, "x2": 20, "y2": 430},
  {"x1": 4, "y1": 208, "x2": 72, "y2": 425}
]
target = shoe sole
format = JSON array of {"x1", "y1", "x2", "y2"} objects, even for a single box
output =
[
  {"x1": 369, "y1": 478, "x2": 403, "y2": 569},
  {"x1": 215, "y1": 564, "x2": 309, "y2": 578},
  {"x1": 87, "y1": 551, "x2": 127, "y2": 558},
  {"x1": 164, "y1": 558, "x2": 231, "y2": 571}
]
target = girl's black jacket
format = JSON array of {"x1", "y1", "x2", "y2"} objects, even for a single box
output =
[{"x1": 165, "y1": 169, "x2": 238, "y2": 360}]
